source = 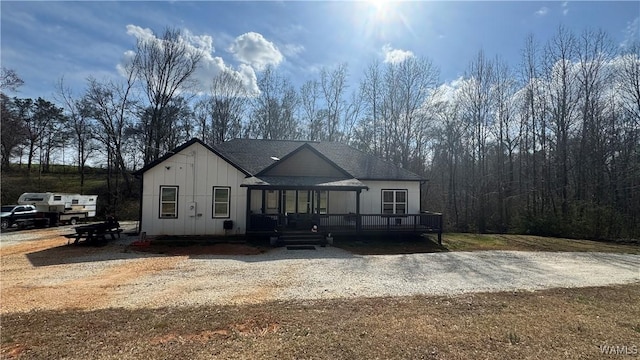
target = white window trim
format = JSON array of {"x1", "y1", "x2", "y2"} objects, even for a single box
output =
[
  {"x1": 159, "y1": 186, "x2": 179, "y2": 218},
  {"x1": 381, "y1": 189, "x2": 408, "y2": 214},
  {"x1": 213, "y1": 187, "x2": 231, "y2": 218}
]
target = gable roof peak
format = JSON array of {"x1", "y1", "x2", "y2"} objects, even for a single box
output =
[{"x1": 215, "y1": 138, "x2": 424, "y2": 181}]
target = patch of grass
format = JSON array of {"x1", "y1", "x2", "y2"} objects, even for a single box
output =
[
  {"x1": 506, "y1": 331, "x2": 521, "y2": 345},
  {"x1": 441, "y1": 233, "x2": 640, "y2": 254},
  {"x1": 2, "y1": 284, "x2": 639, "y2": 359},
  {"x1": 153, "y1": 320, "x2": 171, "y2": 330},
  {"x1": 333, "y1": 233, "x2": 639, "y2": 255},
  {"x1": 334, "y1": 234, "x2": 448, "y2": 255},
  {"x1": 575, "y1": 294, "x2": 593, "y2": 305}
]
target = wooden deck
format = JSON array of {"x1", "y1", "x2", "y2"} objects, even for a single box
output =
[{"x1": 248, "y1": 212, "x2": 443, "y2": 243}]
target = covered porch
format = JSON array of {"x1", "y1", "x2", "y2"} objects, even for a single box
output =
[{"x1": 242, "y1": 176, "x2": 443, "y2": 243}]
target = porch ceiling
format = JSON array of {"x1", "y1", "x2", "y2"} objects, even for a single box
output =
[{"x1": 241, "y1": 176, "x2": 368, "y2": 190}]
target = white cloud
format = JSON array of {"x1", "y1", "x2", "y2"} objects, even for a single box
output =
[
  {"x1": 281, "y1": 43, "x2": 305, "y2": 57},
  {"x1": 121, "y1": 24, "x2": 260, "y2": 96},
  {"x1": 237, "y1": 64, "x2": 259, "y2": 94},
  {"x1": 535, "y1": 7, "x2": 549, "y2": 16},
  {"x1": 182, "y1": 29, "x2": 215, "y2": 54},
  {"x1": 433, "y1": 76, "x2": 466, "y2": 103},
  {"x1": 561, "y1": 2, "x2": 569, "y2": 16},
  {"x1": 116, "y1": 49, "x2": 136, "y2": 76},
  {"x1": 621, "y1": 17, "x2": 639, "y2": 49},
  {"x1": 125, "y1": 24, "x2": 154, "y2": 42},
  {"x1": 382, "y1": 44, "x2": 414, "y2": 64},
  {"x1": 228, "y1": 32, "x2": 283, "y2": 71}
]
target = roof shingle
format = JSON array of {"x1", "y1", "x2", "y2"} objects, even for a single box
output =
[{"x1": 213, "y1": 139, "x2": 423, "y2": 181}]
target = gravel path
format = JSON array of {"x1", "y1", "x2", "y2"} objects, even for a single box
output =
[
  {"x1": 116, "y1": 247, "x2": 640, "y2": 308},
  {"x1": 2, "y1": 226, "x2": 639, "y2": 313}
]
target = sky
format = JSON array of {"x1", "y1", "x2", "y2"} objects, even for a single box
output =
[{"x1": 1, "y1": 1, "x2": 638, "y2": 101}]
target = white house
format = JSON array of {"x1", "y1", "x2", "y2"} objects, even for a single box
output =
[{"x1": 135, "y1": 138, "x2": 442, "y2": 241}]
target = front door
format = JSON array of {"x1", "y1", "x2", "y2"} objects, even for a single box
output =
[{"x1": 280, "y1": 190, "x2": 327, "y2": 229}]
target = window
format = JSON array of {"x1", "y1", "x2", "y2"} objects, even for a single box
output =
[
  {"x1": 160, "y1": 186, "x2": 178, "y2": 218},
  {"x1": 213, "y1": 187, "x2": 230, "y2": 218},
  {"x1": 315, "y1": 191, "x2": 328, "y2": 214},
  {"x1": 266, "y1": 190, "x2": 278, "y2": 210},
  {"x1": 382, "y1": 189, "x2": 407, "y2": 214},
  {"x1": 54, "y1": 195, "x2": 62, "y2": 201},
  {"x1": 283, "y1": 190, "x2": 296, "y2": 214},
  {"x1": 297, "y1": 191, "x2": 311, "y2": 214}
]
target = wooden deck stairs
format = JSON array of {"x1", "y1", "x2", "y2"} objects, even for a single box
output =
[{"x1": 273, "y1": 231, "x2": 327, "y2": 247}]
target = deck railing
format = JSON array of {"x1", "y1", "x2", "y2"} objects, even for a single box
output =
[{"x1": 248, "y1": 212, "x2": 443, "y2": 237}]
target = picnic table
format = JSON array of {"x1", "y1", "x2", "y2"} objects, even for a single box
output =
[{"x1": 65, "y1": 218, "x2": 122, "y2": 245}]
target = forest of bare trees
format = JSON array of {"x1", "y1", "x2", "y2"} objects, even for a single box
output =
[{"x1": 2, "y1": 26, "x2": 639, "y2": 239}]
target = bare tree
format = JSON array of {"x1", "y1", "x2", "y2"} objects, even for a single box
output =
[
  {"x1": 83, "y1": 70, "x2": 137, "y2": 200},
  {"x1": 1, "y1": 67, "x2": 24, "y2": 93},
  {"x1": 341, "y1": 89, "x2": 363, "y2": 144},
  {"x1": 519, "y1": 34, "x2": 546, "y2": 217},
  {"x1": 0, "y1": 95, "x2": 27, "y2": 169},
  {"x1": 249, "y1": 66, "x2": 300, "y2": 139},
  {"x1": 429, "y1": 95, "x2": 466, "y2": 229},
  {"x1": 459, "y1": 50, "x2": 495, "y2": 232},
  {"x1": 393, "y1": 56, "x2": 439, "y2": 169},
  {"x1": 55, "y1": 78, "x2": 98, "y2": 192},
  {"x1": 544, "y1": 26, "x2": 578, "y2": 218},
  {"x1": 613, "y1": 41, "x2": 640, "y2": 237},
  {"x1": 198, "y1": 71, "x2": 248, "y2": 145},
  {"x1": 617, "y1": 41, "x2": 640, "y2": 128},
  {"x1": 300, "y1": 79, "x2": 323, "y2": 140},
  {"x1": 358, "y1": 59, "x2": 385, "y2": 156},
  {"x1": 0, "y1": 68, "x2": 26, "y2": 169},
  {"x1": 319, "y1": 63, "x2": 349, "y2": 141},
  {"x1": 12, "y1": 97, "x2": 65, "y2": 172},
  {"x1": 131, "y1": 27, "x2": 203, "y2": 163},
  {"x1": 491, "y1": 57, "x2": 520, "y2": 231},
  {"x1": 573, "y1": 29, "x2": 614, "y2": 207}
]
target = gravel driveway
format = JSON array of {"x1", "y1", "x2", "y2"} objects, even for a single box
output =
[
  {"x1": 113, "y1": 247, "x2": 640, "y2": 308},
  {"x1": 1, "y1": 227, "x2": 639, "y2": 313}
]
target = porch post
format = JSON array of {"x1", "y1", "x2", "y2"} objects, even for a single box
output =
[
  {"x1": 356, "y1": 189, "x2": 362, "y2": 232},
  {"x1": 246, "y1": 188, "x2": 252, "y2": 231}
]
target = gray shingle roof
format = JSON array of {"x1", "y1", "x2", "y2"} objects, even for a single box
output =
[
  {"x1": 213, "y1": 139, "x2": 423, "y2": 181},
  {"x1": 241, "y1": 176, "x2": 368, "y2": 189}
]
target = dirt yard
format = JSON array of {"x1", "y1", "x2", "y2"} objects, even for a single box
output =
[
  {"x1": 1, "y1": 226, "x2": 639, "y2": 359},
  {"x1": 0, "y1": 225, "x2": 267, "y2": 312}
]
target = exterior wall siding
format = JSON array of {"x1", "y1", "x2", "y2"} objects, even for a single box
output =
[
  {"x1": 360, "y1": 180, "x2": 421, "y2": 214},
  {"x1": 141, "y1": 141, "x2": 422, "y2": 236},
  {"x1": 141, "y1": 142, "x2": 247, "y2": 236},
  {"x1": 263, "y1": 148, "x2": 345, "y2": 177}
]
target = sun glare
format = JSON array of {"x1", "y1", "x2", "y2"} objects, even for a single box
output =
[
  {"x1": 352, "y1": 0, "x2": 414, "y2": 43},
  {"x1": 367, "y1": 0, "x2": 392, "y2": 22}
]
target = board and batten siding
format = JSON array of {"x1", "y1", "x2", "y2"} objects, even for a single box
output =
[
  {"x1": 263, "y1": 147, "x2": 345, "y2": 177},
  {"x1": 140, "y1": 142, "x2": 247, "y2": 236},
  {"x1": 326, "y1": 181, "x2": 420, "y2": 214},
  {"x1": 359, "y1": 180, "x2": 421, "y2": 214}
]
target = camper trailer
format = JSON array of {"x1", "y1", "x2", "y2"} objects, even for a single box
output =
[{"x1": 18, "y1": 192, "x2": 98, "y2": 225}]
